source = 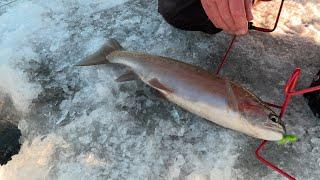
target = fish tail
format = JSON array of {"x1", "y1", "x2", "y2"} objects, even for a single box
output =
[{"x1": 76, "y1": 39, "x2": 124, "y2": 66}]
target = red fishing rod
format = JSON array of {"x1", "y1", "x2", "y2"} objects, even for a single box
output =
[{"x1": 215, "y1": 0, "x2": 320, "y2": 179}]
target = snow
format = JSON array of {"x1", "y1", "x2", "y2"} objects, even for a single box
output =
[
  {"x1": 0, "y1": 0, "x2": 319, "y2": 179},
  {"x1": 0, "y1": 1, "x2": 43, "y2": 112},
  {"x1": 253, "y1": 0, "x2": 320, "y2": 43}
]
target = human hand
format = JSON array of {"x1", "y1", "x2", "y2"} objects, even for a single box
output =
[{"x1": 200, "y1": 0, "x2": 253, "y2": 35}]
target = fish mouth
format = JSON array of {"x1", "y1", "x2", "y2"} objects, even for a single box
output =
[
  {"x1": 279, "y1": 120, "x2": 286, "y2": 134},
  {"x1": 264, "y1": 120, "x2": 286, "y2": 135},
  {"x1": 253, "y1": 121, "x2": 285, "y2": 141}
]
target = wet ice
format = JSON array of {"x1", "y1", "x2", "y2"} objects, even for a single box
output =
[{"x1": 0, "y1": 0, "x2": 320, "y2": 179}]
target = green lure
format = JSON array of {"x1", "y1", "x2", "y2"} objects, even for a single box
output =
[{"x1": 277, "y1": 134, "x2": 298, "y2": 145}]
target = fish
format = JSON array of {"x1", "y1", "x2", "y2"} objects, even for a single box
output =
[{"x1": 77, "y1": 39, "x2": 285, "y2": 141}]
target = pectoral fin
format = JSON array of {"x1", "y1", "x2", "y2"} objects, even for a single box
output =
[
  {"x1": 148, "y1": 78, "x2": 174, "y2": 93},
  {"x1": 225, "y1": 80, "x2": 239, "y2": 112},
  {"x1": 115, "y1": 71, "x2": 137, "y2": 82}
]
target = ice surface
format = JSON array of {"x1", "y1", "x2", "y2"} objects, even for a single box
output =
[
  {"x1": 0, "y1": 0, "x2": 319, "y2": 179},
  {"x1": 0, "y1": 1, "x2": 43, "y2": 112}
]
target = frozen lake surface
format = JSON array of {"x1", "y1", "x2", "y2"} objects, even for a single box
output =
[{"x1": 0, "y1": 0, "x2": 319, "y2": 179}]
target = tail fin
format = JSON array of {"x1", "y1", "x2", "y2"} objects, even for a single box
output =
[{"x1": 76, "y1": 39, "x2": 123, "y2": 66}]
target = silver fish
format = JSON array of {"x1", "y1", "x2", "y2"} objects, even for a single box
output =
[{"x1": 77, "y1": 39, "x2": 285, "y2": 141}]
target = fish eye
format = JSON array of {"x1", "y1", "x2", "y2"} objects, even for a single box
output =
[{"x1": 269, "y1": 113, "x2": 279, "y2": 123}]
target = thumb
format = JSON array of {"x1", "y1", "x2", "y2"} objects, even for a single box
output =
[{"x1": 245, "y1": 0, "x2": 254, "y2": 21}]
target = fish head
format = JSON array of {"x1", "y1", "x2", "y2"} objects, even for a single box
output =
[
  {"x1": 239, "y1": 100, "x2": 285, "y2": 141},
  {"x1": 227, "y1": 82, "x2": 285, "y2": 141}
]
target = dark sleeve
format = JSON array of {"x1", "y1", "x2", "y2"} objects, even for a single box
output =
[{"x1": 158, "y1": 0, "x2": 221, "y2": 34}]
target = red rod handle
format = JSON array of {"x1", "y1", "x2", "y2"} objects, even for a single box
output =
[
  {"x1": 215, "y1": 35, "x2": 237, "y2": 75},
  {"x1": 256, "y1": 68, "x2": 320, "y2": 180},
  {"x1": 216, "y1": 37, "x2": 320, "y2": 180},
  {"x1": 290, "y1": 86, "x2": 320, "y2": 96},
  {"x1": 280, "y1": 68, "x2": 320, "y2": 118},
  {"x1": 215, "y1": 0, "x2": 320, "y2": 176},
  {"x1": 255, "y1": 140, "x2": 296, "y2": 180},
  {"x1": 250, "y1": 0, "x2": 285, "y2": 32}
]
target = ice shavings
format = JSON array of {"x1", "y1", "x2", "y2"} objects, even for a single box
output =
[{"x1": 0, "y1": 0, "x2": 319, "y2": 179}]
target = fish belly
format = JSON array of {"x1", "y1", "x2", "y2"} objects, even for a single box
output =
[{"x1": 163, "y1": 92, "x2": 243, "y2": 131}]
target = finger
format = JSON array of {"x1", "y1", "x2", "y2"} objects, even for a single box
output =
[
  {"x1": 229, "y1": 0, "x2": 248, "y2": 35},
  {"x1": 216, "y1": 0, "x2": 237, "y2": 32},
  {"x1": 201, "y1": 0, "x2": 229, "y2": 30},
  {"x1": 245, "y1": 0, "x2": 254, "y2": 21}
]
